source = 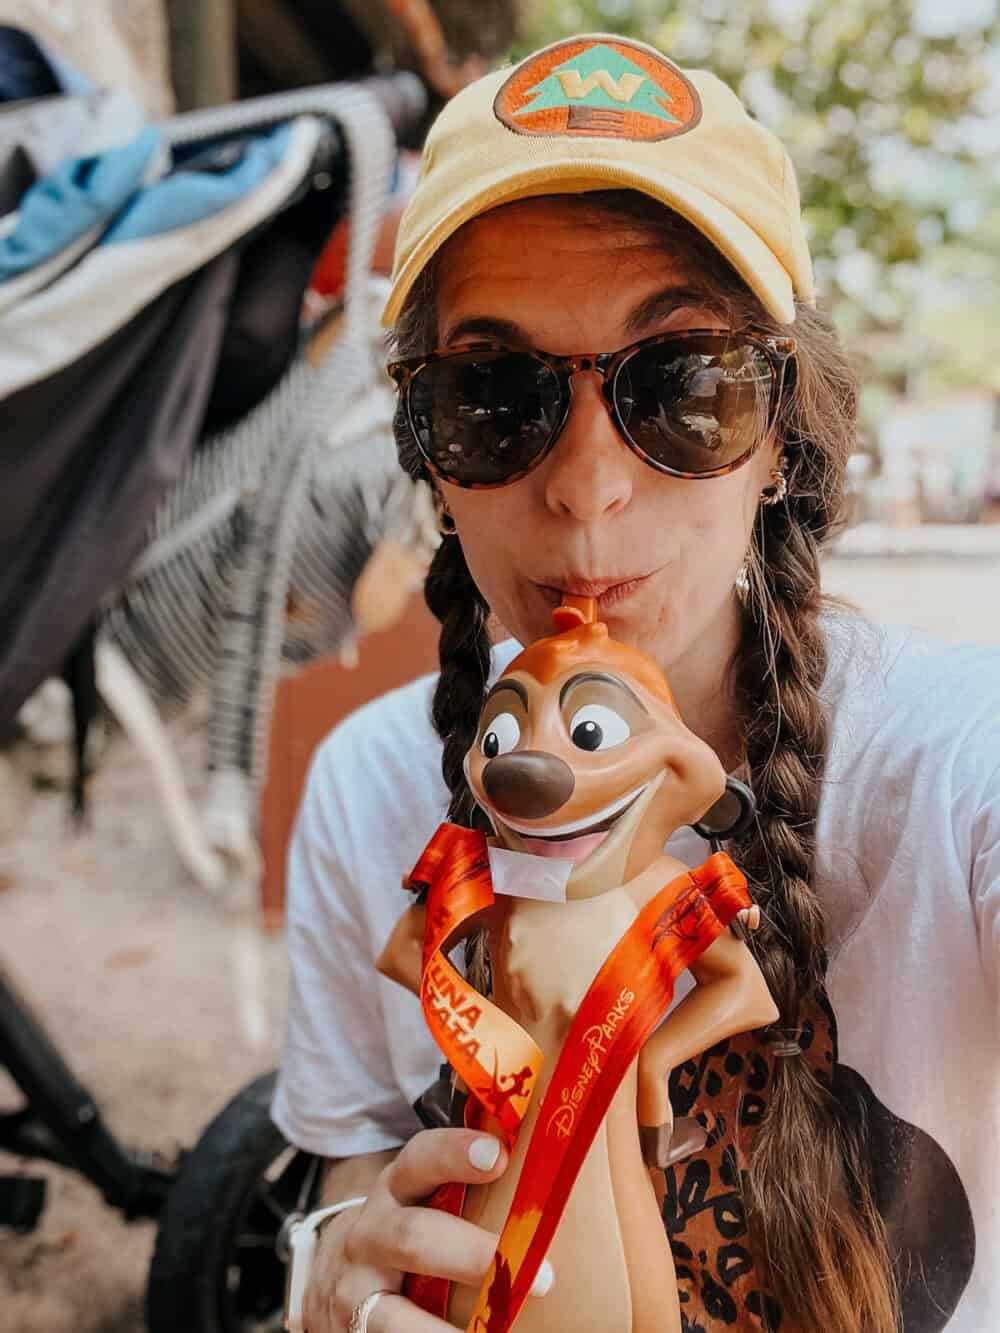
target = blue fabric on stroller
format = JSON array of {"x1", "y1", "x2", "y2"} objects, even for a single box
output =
[{"x1": 0, "y1": 128, "x2": 161, "y2": 280}]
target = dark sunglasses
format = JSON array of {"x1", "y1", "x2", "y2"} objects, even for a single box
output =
[{"x1": 388, "y1": 328, "x2": 796, "y2": 489}]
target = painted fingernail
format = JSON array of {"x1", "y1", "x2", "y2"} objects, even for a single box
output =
[
  {"x1": 467, "y1": 1136, "x2": 501, "y2": 1171},
  {"x1": 530, "y1": 1259, "x2": 554, "y2": 1298}
]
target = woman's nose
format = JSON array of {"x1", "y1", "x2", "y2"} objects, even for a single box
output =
[{"x1": 542, "y1": 374, "x2": 634, "y2": 521}]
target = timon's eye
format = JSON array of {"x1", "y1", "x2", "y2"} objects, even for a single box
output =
[
  {"x1": 569, "y1": 704, "x2": 630, "y2": 752},
  {"x1": 481, "y1": 712, "x2": 520, "y2": 758}
]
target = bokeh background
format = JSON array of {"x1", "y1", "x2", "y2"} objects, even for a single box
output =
[{"x1": 1, "y1": 3, "x2": 998, "y2": 1331}]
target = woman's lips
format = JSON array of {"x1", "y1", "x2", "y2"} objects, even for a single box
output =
[{"x1": 534, "y1": 572, "x2": 655, "y2": 611}]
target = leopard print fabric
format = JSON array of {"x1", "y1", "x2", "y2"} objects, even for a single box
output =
[{"x1": 663, "y1": 994, "x2": 835, "y2": 1332}]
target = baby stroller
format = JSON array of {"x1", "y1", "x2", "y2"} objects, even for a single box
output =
[
  {"x1": 1, "y1": 27, "x2": 431, "y2": 894},
  {"x1": 0, "y1": 28, "x2": 425, "y2": 1332}
]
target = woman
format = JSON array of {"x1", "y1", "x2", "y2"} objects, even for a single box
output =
[{"x1": 273, "y1": 34, "x2": 1000, "y2": 1333}]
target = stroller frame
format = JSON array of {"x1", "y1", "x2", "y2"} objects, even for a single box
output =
[{"x1": 0, "y1": 960, "x2": 174, "y2": 1230}]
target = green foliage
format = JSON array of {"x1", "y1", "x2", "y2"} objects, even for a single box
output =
[{"x1": 514, "y1": 1, "x2": 1000, "y2": 393}]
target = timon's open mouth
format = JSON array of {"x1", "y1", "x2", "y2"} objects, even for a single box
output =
[{"x1": 496, "y1": 783, "x2": 649, "y2": 866}]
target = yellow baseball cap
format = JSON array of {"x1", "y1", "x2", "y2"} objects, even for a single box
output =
[{"x1": 382, "y1": 33, "x2": 814, "y2": 329}]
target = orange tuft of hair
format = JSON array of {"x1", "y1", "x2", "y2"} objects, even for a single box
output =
[{"x1": 504, "y1": 597, "x2": 678, "y2": 712}]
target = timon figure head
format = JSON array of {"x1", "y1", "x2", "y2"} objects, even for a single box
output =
[{"x1": 465, "y1": 596, "x2": 727, "y2": 896}]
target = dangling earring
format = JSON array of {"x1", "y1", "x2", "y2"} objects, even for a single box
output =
[
  {"x1": 433, "y1": 489, "x2": 457, "y2": 537},
  {"x1": 760, "y1": 455, "x2": 788, "y2": 506}
]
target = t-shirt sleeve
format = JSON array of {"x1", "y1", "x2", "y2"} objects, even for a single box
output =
[
  {"x1": 271, "y1": 740, "x2": 419, "y2": 1157},
  {"x1": 972, "y1": 759, "x2": 1000, "y2": 1037}
]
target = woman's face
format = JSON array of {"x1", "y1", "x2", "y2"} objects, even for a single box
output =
[{"x1": 434, "y1": 198, "x2": 780, "y2": 697}]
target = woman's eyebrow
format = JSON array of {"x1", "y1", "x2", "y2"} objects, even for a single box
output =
[
  {"x1": 443, "y1": 316, "x2": 528, "y2": 346},
  {"x1": 624, "y1": 285, "x2": 728, "y2": 334},
  {"x1": 444, "y1": 288, "x2": 726, "y2": 348}
]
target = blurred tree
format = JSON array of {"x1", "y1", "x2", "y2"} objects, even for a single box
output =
[{"x1": 516, "y1": 1, "x2": 999, "y2": 403}]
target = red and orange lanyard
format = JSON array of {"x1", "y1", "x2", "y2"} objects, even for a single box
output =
[{"x1": 404, "y1": 823, "x2": 750, "y2": 1331}]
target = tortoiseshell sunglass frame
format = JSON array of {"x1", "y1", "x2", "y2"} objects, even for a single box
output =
[{"x1": 387, "y1": 327, "x2": 797, "y2": 490}]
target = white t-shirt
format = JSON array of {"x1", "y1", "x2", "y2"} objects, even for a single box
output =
[{"x1": 272, "y1": 615, "x2": 1000, "y2": 1332}]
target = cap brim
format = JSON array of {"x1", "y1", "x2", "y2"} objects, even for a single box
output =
[{"x1": 382, "y1": 158, "x2": 799, "y2": 329}]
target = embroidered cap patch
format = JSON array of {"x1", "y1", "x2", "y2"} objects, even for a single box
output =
[{"x1": 494, "y1": 36, "x2": 701, "y2": 141}]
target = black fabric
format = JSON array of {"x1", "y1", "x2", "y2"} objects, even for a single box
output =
[
  {"x1": 237, "y1": 0, "x2": 375, "y2": 100},
  {"x1": 0, "y1": 252, "x2": 238, "y2": 729},
  {"x1": 201, "y1": 152, "x2": 346, "y2": 430},
  {"x1": 0, "y1": 140, "x2": 33, "y2": 213},
  {"x1": 0, "y1": 27, "x2": 60, "y2": 104},
  {"x1": 290, "y1": 0, "x2": 375, "y2": 74},
  {"x1": 833, "y1": 1064, "x2": 975, "y2": 1331},
  {"x1": 61, "y1": 616, "x2": 99, "y2": 821},
  {"x1": 0, "y1": 26, "x2": 61, "y2": 209}
]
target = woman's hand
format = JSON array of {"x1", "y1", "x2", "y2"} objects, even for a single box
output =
[{"x1": 302, "y1": 1127, "x2": 553, "y2": 1331}]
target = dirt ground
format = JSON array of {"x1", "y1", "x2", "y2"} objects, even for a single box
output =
[
  {"x1": 1, "y1": 555, "x2": 999, "y2": 1333},
  {"x1": 0, "y1": 708, "x2": 290, "y2": 1333}
]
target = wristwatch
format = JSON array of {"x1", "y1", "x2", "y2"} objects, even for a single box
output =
[{"x1": 281, "y1": 1195, "x2": 367, "y2": 1331}]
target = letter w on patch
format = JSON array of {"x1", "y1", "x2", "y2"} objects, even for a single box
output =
[{"x1": 556, "y1": 70, "x2": 645, "y2": 103}]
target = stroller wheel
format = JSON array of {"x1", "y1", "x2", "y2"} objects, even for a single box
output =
[{"x1": 146, "y1": 1071, "x2": 322, "y2": 1333}]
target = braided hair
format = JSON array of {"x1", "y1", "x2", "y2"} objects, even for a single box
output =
[
  {"x1": 392, "y1": 259, "x2": 492, "y2": 831},
  {"x1": 732, "y1": 299, "x2": 896, "y2": 1330},
  {"x1": 424, "y1": 532, "x2": 491, "y2": 828},
  {"x1": 390, "y1": 194, "x2": 896, "y2": 1332},
  {"x1": 392, "y1": 269, "x2": 494, "y2": 984}
]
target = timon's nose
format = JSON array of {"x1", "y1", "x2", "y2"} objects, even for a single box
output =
[{"x1": 482, "y1": 751, "x2": 575, "y2": 820}]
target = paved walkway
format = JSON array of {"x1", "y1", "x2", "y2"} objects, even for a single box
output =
[
  {"x1": 823, "y1": 553, "x2": 1000, "y2": 643},
  {"x1": 833, "y1": 521, "x2": 1000, "y2": 559}
]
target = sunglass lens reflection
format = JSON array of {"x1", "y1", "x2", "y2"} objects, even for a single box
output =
[
  {"x1": 616, "y1": 340, "x2": 772, "y2": 474},
  {"x1": 410, "y1": 351, "x2": 562, "y2": 485}
]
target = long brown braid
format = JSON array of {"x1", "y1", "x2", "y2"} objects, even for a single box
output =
[
  {"x1": 390, "y1": 194, "x2": 896, "y2": 1331},
  {"x1": 423, "y1": 533, "x2": 491, "y2": 827},
  {"x1": 731, "y1": 302, "x2": 896, "y2": 1330},
  {"x1": 392, "y1": 288, "x2": 494, "y2": 977}
]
